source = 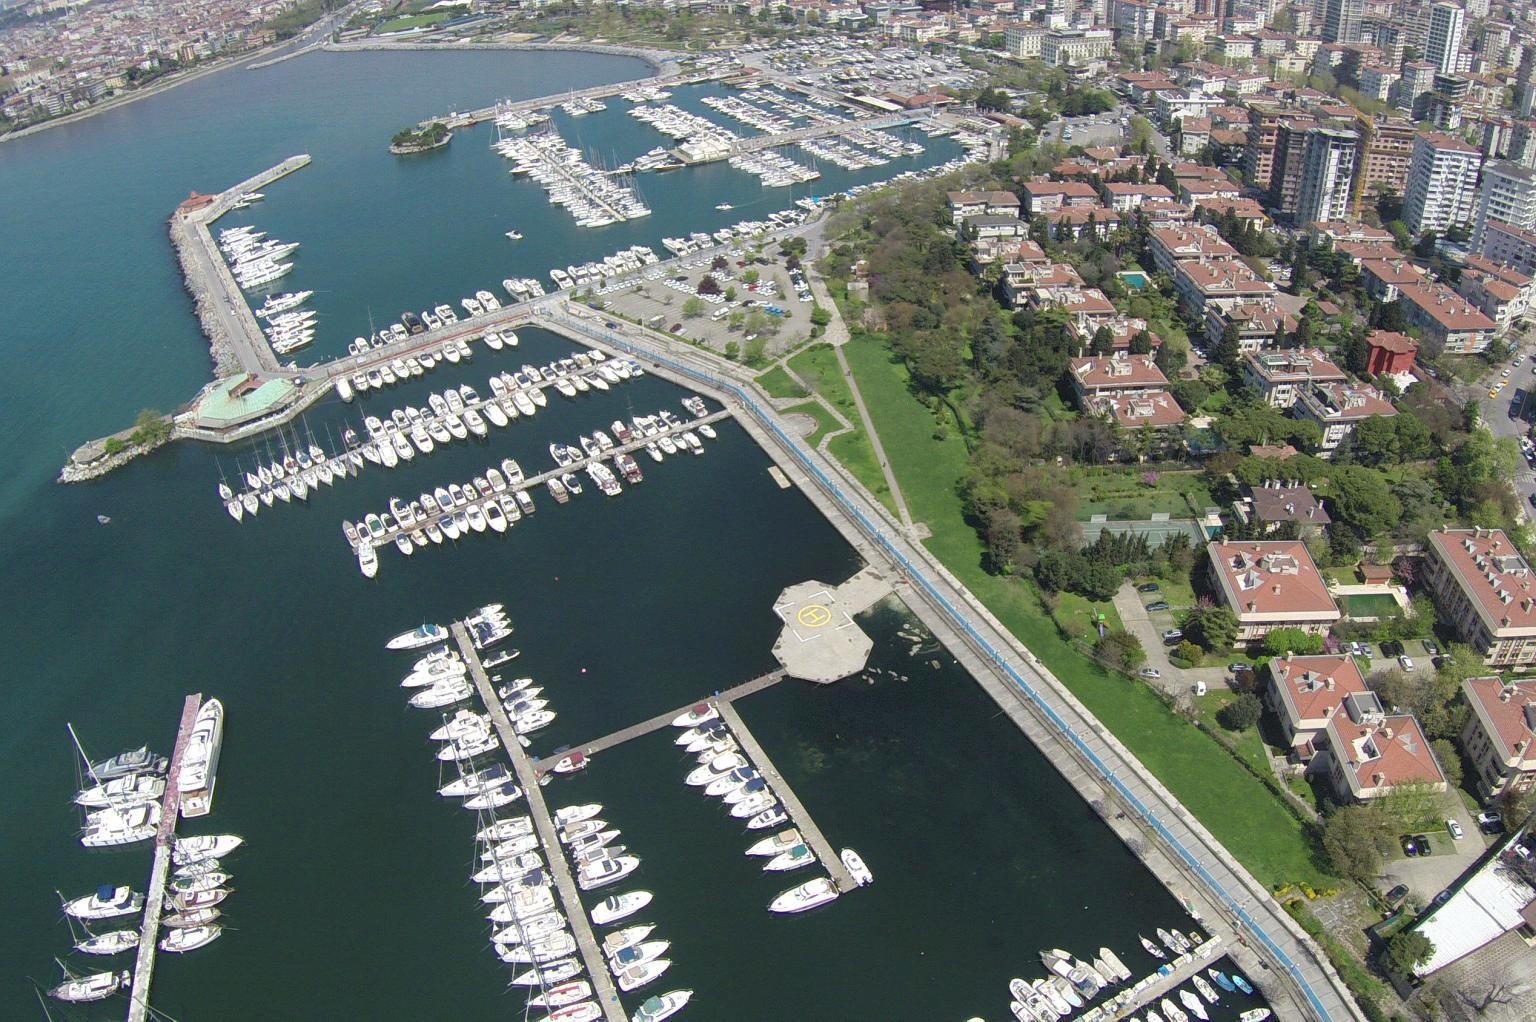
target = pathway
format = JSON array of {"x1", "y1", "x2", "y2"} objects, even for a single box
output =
[{"x1": 830, "y1": 341, "x2": 913, "y2": 531}]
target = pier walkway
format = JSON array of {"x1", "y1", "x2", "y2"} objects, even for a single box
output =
[
  {"x1": 722, "y1": 112, "x2": 918, "y2": 158},
  {"x1": 125, "y1": 692, "x2": 202, "y2": 1022},
  {"x1": 1103, "y1": 936, "x2": 1225, "y2": 1022},
  {"x1": 452, "y1": 625, "x2": 625, "y2": 1022},
  {"x1": 416, "y1": 69, "x2": 728, "y2": 130},
  {"x1": 530, "y1": 669, "x2": 787, "y2": 773},
  {"x1": 714, "y1": 700, "x2": 856, "y2": 893}
]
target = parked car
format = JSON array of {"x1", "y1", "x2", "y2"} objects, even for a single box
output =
[
  {"x1": 1382, "y1": 640, "x2": 1405, "y2": 657},
  {"x1": 1139, "y1": 667, "x2": 1162, "y2": 680},
  {"x1": 1446, "y1": 819, "x2": 1464, "y2": 840},
  {"x1": 1421, "y1": 639, "x2": 1441, "y2": 655},
  {"x1": 1414, "y1": 835, "x2": 1433, "y2": 856},
  {"x1": 1137, "y1": 582, "x2": 1161, "y2": 593},
  {"x1": 1146, "y1": 601, "x2": 1171, "y2": 612},
  {"x1": 1478, "y1": 811, "x2": 1504, "y2": 834},
  {"x1": 1434, "y1": 890, "x2": 1453, "y2": 905},
  {"x1": 1401, "y1": 835, "x2": 1420, "y2": 856},
  {"x1": 1514, "y1": 841, "x2": 1533, "y2": 860},
  {"x1": 1162, "y1": 629, "x2": 1183, "y2": 643},
  {"x1": 1399, "y1": 655, "x2": 1416, "y2": 672},
  {"x1": 1385, "y1": 883, "x2": 1410, "y2": 906}
]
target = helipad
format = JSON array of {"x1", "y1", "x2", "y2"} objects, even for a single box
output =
[{"x1": 771, "y1": 567, "x2": 892, "y2": 683}]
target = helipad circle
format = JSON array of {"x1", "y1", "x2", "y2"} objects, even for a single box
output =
[{"x1": 797, "y1": 604, "x2": 832, "y2": 628}]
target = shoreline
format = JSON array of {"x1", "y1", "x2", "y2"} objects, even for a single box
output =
[{"x1": 322, "y1": 38, "x2": 675, "y2": 75}]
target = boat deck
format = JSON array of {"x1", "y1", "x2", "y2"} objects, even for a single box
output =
[
  {"x1": 714, "y1": 700, "x2": 856, "y2": 894},
  {"x1": 529, "y1": 669, "x2": 787, "y2": 772},
  {"x1": 125, "y1": 692, "x2": 202, "y2": 1022},
  {"x1": 452, "y1": 624, "x2": 627, "y2": 1022}
]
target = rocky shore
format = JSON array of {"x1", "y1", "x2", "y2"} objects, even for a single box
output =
[{"x1": 168, "y1": 214, "x2": 242, "y2": 377}]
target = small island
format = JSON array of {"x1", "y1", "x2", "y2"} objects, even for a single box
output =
[{"x1": 389, "y1": 121, "x2": 452, "y2": 155}]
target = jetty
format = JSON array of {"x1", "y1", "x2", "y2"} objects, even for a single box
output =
[
  {"x1": 410, "y1": 68, "x2": 729, "y2": 131},
  {"x1": 451, "y1": 624, "x2": 626, "y2": 1022},
  {"x1": 125, "y1": 693, "x2": 202, "y2": 1022},
  {"x1": 714, "y1": 700, "x2": 855, "y2": 893},
  {"x1": 1102, "y1": 935, "x2": 1225, "y2": 1021},
  {"x1": 530, "y1": 669, "x2": 787, "y2": 772}
]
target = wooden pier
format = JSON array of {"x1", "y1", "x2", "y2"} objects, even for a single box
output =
[
  {"x1": 451, "y1": 625, "x2": 626, "y2": 1022},
  {"x1": 530, "y1": 669, "x2": 788, "y2": 772},
  {"x1": 125, "y1": 692, "x2": 202, "y2": 1022},
  {"x1": 1102, "y1": 936, "x2": 1225, "y2": 1021},
  {"x1": 713, "y1": 700, "x2": 856, "y2": 893}
]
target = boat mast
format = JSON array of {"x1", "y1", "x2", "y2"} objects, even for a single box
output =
[{"x1": 65, "y1": 722, "x2": 103, "y2": 787}]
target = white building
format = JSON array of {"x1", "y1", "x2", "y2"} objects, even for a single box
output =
[
  {"x1": 1041, "y1": 29, "x2": 1113, "y2": 68},
  {"x1": 1473, "y1": 161, "x2": 1536, "y2": 250},
  {"x1": 1403, "y1": 130, "x2": 1482, "y2": 237},
  {"x1": 1424, "y1": 1, "x2": 1465, "y2": 75},
  {"x1": 1295, "y1": 126, "x2": 1360, "y2": 226}
]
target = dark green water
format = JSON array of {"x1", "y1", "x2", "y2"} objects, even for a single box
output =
[{"x1": 0, "y1": 49, "x2": 1267, "y2": 1022}]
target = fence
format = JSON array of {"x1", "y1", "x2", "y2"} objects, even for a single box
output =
[{"x1": 548, "y1": 312, "x2": 1340, "y2": 1021}]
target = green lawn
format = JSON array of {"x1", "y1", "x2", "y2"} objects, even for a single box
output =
[
  {"x1": 1053, "y1": 592, "x2": 1125, "y2": 640},
  {"x1": 376, "y1": 12, "x2": 447, "y2": 31},
  {"x1": 755, "y1": 365, "x2": 806, "y2": 400},
  {"x1": 1198, "y1": 691, "x2": 1270, "y2": 776},
  {"x1": 839, "y1": 334, "x2": 1331, "y2": 888},
  {"x1": 779, "y1": 400, "x2": 843, "y2": 448},
  {"x1": 789, "y1": 344, "x2": 894, "y2": 515},
  {"x1": 1342, "y1": 593, "x2": 1400, "y2": 619}
]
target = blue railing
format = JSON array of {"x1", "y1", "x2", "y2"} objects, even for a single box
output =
[{"x1": 551, "y1": 314, "x2": 1339, "y2": 1020}]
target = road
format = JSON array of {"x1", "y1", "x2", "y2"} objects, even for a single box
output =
[{"x1": 1463, "y1": 343, "x2": 1536, "y2": 515}]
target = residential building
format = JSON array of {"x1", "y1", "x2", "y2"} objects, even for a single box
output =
[
  {"x1": 1067, "y1": 353, "x2": 1169, "y2": 401},
  {"x1": 1206, "y1": 298, "x2": 1295, "y2": 351},
  {"x1": 1085, "y1": 391, "x2": 1188, "y2": 429},
  {"x1": 1294, "y1": 126, "x2": 1361, "y2": 226},
  {"x1": 1424, "y1": 1, "x2": 1465, "y2": 75},
  {"x1": 1353, "y1": 114, "x2": 1417, "y2": 206},
  {"x1": 1461, "y1": 677, "x2": 1536, "y2": 799},
  {"x1": 1481, "y1": 219, "x2": 1536, "y2": 275},
  {"x1": 1423, "y1": 527, "x2": 1536, "y2": 669},
  {"x1": 1402, "y1": 130, "x2": 1483, "y2": 236},
  {"x1": 1103, "y1": 183, "x2": 1175, "y2": 211},
  {"x1": 1003, "y1": 23, "x2": 1047, "y2": 57},
  {"x1": 1393, "y1": 60, "x2": 1438, "y2": 115},
  {"x1": 1265, "y1": 653, "x2": 1369, "y2": 760},
  {"x1": 1323, "y1": 0, "x2": 1363, "y2": 44},
  {"x1": 1293, "y1": 381, "x2": 1398, "y2": 455},
  {"x1": 1235, "y1": 484, "x2": 1334, "y2": 540},
  {"x1": 1456, "y1": 258, "x2": 1535, "y2": 336},
  {"x1": 1365, "y1": 330, "x2": 1419, "y2": 376},
  {"x1": 946, "y1": 190, "x2": 1021, "y2": 224},
  {"x1": 1315, "y1": 700, "x2": 1446, "y2": 802},
  {"x1": 962, "y1": 215, "x2": 1028, "y2": 240},
  {"x1": 1206, "y1": 538, "x2": 1342, "y2": 641},
  {"x1": 1242, "y1": 349, "x2": 1350, "y2": 407},
  {"x1": 1041, "y1": 29, "x2": 1114, "y2": 67},
  {"x1": 1396, "y1": 281, "x2": 1498, "y2": 353},
  {"x1": 1147, "y1": 223, "x2": 1238, "y2": 276},
  {"x1": 1473, "y1": 162, "x2": 1536, "y2": 250},
  {"x1": 1020, "y1": 179, "x2": 1100, "y2": 214},
  {"x1": 1359, "y1": 257, "x2": 1429, "y2": 303},
  {"x1": 1268, "y1": 117, "x2": 1320, "y2": 219},
  {"x1": 1173, "y1": 257, "x2": 1275, "y2": 316}
]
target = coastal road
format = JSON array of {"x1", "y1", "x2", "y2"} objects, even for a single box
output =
[{"x1": 550, "y1": 306, "x2": 1366, "y2": 1022}]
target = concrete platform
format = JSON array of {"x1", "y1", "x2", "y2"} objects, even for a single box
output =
[{"x1": 771, "y1": 567, "x2": 891, "y2": 683}]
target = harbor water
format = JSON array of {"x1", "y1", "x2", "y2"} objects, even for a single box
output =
[{"x1": 0, "y1": 50, "x2": 1266, "y2": 1020}]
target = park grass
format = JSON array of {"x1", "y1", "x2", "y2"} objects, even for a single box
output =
[
  {"x1": 839, "y1": 334, "x2": 1331, "y2": 889},
  {"x1": 756, "y1": 365, "x2": 806, "y2": 400},
  {"x1": 788, "y1": 344, "x2": 894, "y2": 515},
  {"x1": 377, "y1": 12, "x2": 448, "y2": 31},
  {"x1": 779, "y1": 400, "x2": 843, "y2": 448}
]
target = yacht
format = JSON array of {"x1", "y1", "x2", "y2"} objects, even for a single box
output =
[
  {"x1": 510, "y1": 958, "x2": 584, "y2": 987},
  {"x1": 1179, "y1": 989, "x2": 1210, "y2": 1021},
  {"x1": 81, "y1": 804, "x2": 159, "y2": 847},
  {"x1": 63, "y1": 885, "x2": 144, "y2": 921},
  {"x1": 841, "y1": 848, "x2": 873, "y2": 885},
  {"x1": 614, "y1": 958, "x2": 671, "y2": 993},
  {"x1": 90, "y1": 746, "x2": 167, "y2": 780},
  {"x1": 528, "y1": 980, "x2": 593, "y2": 1010},
  {"x1": 177, "y1": 697, "x2": 224, "y2": 819},
  {"x1": 1237, "y1": 1012, "x2": 1273, "y2": 1022},
  {"x1": 555, "y1": 803, "x2": 602, "y2": 826},
  {"x1": 632, "y1": 990, "x2": 694, "y2": 1022},
  {"x1": 409, "y1": 680, "x2": 471, "y2": 709},
  {"x1": 746, "y1": 830, "x2": 802, "y2": 857},
  {"x1": 75, "y1": 929, "x2": 140, "y2": 956},
  {"x1": 769, "y1": 877, "x2": 839, "y2": 914},
  {"x1": 172, "y1": 833, "x2": 243, "y2": 865},
  {"x1": 160, "y1": 925, "x2": 222, "y2": 952},
  {"x1": 577, "y1": 854, "x2": 640, "y2": 891},
  {"x1": 686, "y1": 753, "x2": 747, "y2": 786},
  {"x1": 386, "y1": 623, "x2": 448, "y2": 650},
  {"x1": 75, "y1": 772, "x2": 165, "y2": 809},
  {"x1": 463, "y1": 780, "x2": 524, "y2": 811},
  {"x1": 746, "y1": 807, "x2": 789, "y2": 830},
  {"x1": 591, "y1": 890, "x2": 652, "y2": 925},
  {"x1": 730, "y1": 791, "x2": 778, "y2": 819},
  {"x1": 764, "y1": 843, "x2": 815, "y2": 872},
  {"x1": 671, "y1": 704, "x2": 718, "y2": 728},
  {"x1": 721, "y1": 776, "x2": 769, "y2": 804},
  {"x1": 475, "y1": 816, "x2": 533, "y2": 844},
  {"x1": 48, "y1": 968, "x2": 130, "y2": 1003}
]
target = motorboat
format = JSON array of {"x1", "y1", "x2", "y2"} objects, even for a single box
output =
[
  {"x1": 1161, "y1": 998, "x2": 1189, "y2": 1022},
  {"x1": 177, "y1": 696, "x2": 224, "y2": 819},
  {"x1": 1192, "y1": 975, "x2": 1220, "y2": 1004},
  {"x1": 438, "y1": 732, "x2": 498, "y2": 762},
  {"x1": 48, "y1": 967, "x2": 130, "y2": 1003},
  {"x1": 495, "y1": 931, "x2": 576, "y2": 962},
  {"x1": 722, "y1": 776, "x2": 770, "y2": 805},
  {"x1": 169, "y1": 887, "x2": 229, "y2": 913},
  {"x1": 552, "y1": 751, "x2": 589, "y2": 774},
  {"x1": 547, "y1": 1003, "x2": 603, "y2": 1022},
  {"x1": 560, "y1": 819, "x2": 610, "y2": 843},
  {"x1": 81, "y1": 804, "x2": 159, "y2": 847},
  {"x1": 730, "y1": 792, "x2": 779, "y2": 819},
  {"x1": 169, "y1": 872, "x2": 230, "y2": 894},
  {"x1": 386, "y1": 623, "x2": 447, "y2": 650},
  {"x1": 746, "y1": 830, "x2": 802, "y2": 857},
  {"x1": 675, "y1": 722, "x2": 728, "y2": 748},
  {"x1": 439, "y1": 764, "x2": 510, "y2": 798},
  {"x1": 577, "y1": 854, "x2": 640, "y2": 891},
  {"x1": 409, "y1": 680, "x2": 471, "y2": 709},
  {"x1": 429, "y1": 709, "x2": 489, "y2": 740},
  {"x1": 463, "y1": 780, "x2": 524, "y2": 811},
  {"x1": 705, "y1": 767, "x2": 759, "y2": 797},
  {"x1": 614, "y1": 957, "x2": 671, "y2": 993},
  {"x1": 841, "y1": 848, "x2": 873, "y2": 886},
  {"x1": 63, "y1": 885, "x2": 143, "y2": 921},
  {"x1": 528, "y1": 980, "x2": 593, "y2": 1009},
  {"x1": 764, "y1": 843, "x2": 815, "y2": 872},
  {"x1": 89, "y1": 746, "x2": 167, "y2": 780},
  {"x1": 555, "y1": 803, "x2": 602, "y2": 826},
  {"x1": 1231, "y1": 974, "x2": 1256, "y2": 996},
  {"x1": 632, "y1": 990, "x2": 693, "y2": 1022},
  {"x1": 746, "y1": 807, "x2": 788, "y2": 830},
  {"x1": 475, "y1": 816, "x2": 533, "y2": 844},
  {"x1": 474, "y1": 856, "x2": 544, "y2": 885},
  {"x1": 75, "y1": 928, "x2": 140, "y2": 956},
  {"x1": 1140, "y1": 935, "x2": 1167, "y2": 959},
  {"x1": 1100, "y1": 947, "x2": 1131, "y2": 982},
  {"x1": 686, "y1": 752, "x2": 747, "y2": 785},
  {"x1": 671, "y1": 703, "x2": 717, "y2": 728},
  {"x1": 171, "y1": 833, "x2": 242, "y2": 866},
  {"x1": 160, "y1": 925, "x2": 221, "y2": 953},
  {"x1": 75, "y1": 773, "x2": 165, "y2": 809},
  {"x1": 591, "y1": 890, "x2": 653, "y2": 925},
  {"x1": 601, "y1": 924, "x2": 656, "y2": 957},
  {"x1": 481, "y1": 833, "x2": 540, "y2": 861},
  {"x1": 1237, "y1": 1011, "x2": 1272, "y2": 1022},
  {"x1": 768, "y1": 876, "x2": 838, "y2": 914},
  {"x1": 1208, "y1": 969, "x2": 1236, "y2": 994},
  {"x1": 162, "y1": 907, "x2": 221, "y2": 929},
  {"x1": 487, "y1": 886, "x2": 558, "y2": 924}
]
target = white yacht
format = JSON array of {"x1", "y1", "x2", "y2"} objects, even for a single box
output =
[
  {"x1": 48, "y1": 968, "x2": 130, "y2": 1003},
  {"x1": 764, "y1": 843, "x2": 815, "y2": 872},
  {"x1": 81, "y1": 804, "x2": 159, "y2": 847},
  {"x1": 840, "y1": 847, "x2": 873, "y2": 886},
  {"x1": 172, "y1": 833, "x2": 243, "y2": 866},
  {"x1": 632, "y1": 990, "x2": 694, "y2": 1022},
  {"x1": 614, "y1": 958, "x2": 671, "y2": 993},
  {"x1": 577, "y1": 854, "x2": 639, "y2": 891},
  {"x1": 75, "y1": 773, "x2": 165, "y2": 809},
  {"x1": 63, "y1": 885, "x2": 144, "y2": 920},
  {"x1": 160, "y1": 925, "x2": 222, "y2": 952},
  {"x1": 769, "y1": 876, "x2": 839, "y2": 914},
  {"x1": 509, "y1": 958, "x2": 583, "y2": 987},
  {"x1": 177, "y1": 697, "x2": 224, "y2": 819},
  {"x1": 476, "y1": 816, "x2": 534, "y2": 844},
  {"x1": 527, "y1": 980, "x2": 593, "y2": 1009},
  {"x1": 555, "y1": 803, "x2": 602, "y2": 826},
  {"x1": 74, "y1": 929, "x2": 140, "y2": 956},
  {"x1": 386, "y1": 623, "x2": 448, "y2": 650},
  {"x1": 591, "y1": 890, "x2": 652, "y2": 925}
]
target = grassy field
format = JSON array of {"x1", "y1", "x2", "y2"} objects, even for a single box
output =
[
  {"x1": 376, "y1": 12, "x2": 448, "y2": 31},
  {"x1": 1342, "y1": 593, "x2": 1400, "y2": 618},
  {"x1": 779, "y1": 400, "x2": 843, "y2": 448},
  {"x1": 839, "y1": 335, "x2": 1331, "y2": 888},
  {"x1": 788, "y1": 344, "x2": 893, "y2": 514},
  {"x1": 755, "y1": 365, "x2": 806, "y2": 400}
]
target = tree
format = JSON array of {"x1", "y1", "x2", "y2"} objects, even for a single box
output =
[
  {"x1": 1129, "y1": 329, "x2": 1153, "y2": 355},
  {"x1": 1328, "y1": 466, "x2": 1402, "y2": 539},
  {"x1": 1097, "y1": 630, "x2": 1148, "y2": 671},
  {"x1": 1321, "y1": 804, "x2": 1394, "y2": 880},
  {"x1": 1262, "y1": 627, "x2": 1325, "y2": 656},
  {"x1": 697, "y1": 276, "x2": 722, "y2": 296},
  {"x1": 130, "y1": 409, "x2": 171, "y2": 445},
  {"x1": 1217, "y1": 693, "x2": 1262, "y2": 731},
  {"x1": 809, "y1": 305, "x2": 831, "y2": 327},
  {"x1": 681, "y1": 296, "x2": 707, "y2": 318},
  {"x1": 1376, "y1": 780, "x2": 1446, "y2": 832},
  {"x1": 742, "y1": 268, "x2": 760, "y2": 285},
  {"x1": 1090, "y1": 325, "x2": 1115, "y2": 355},
  {"x1": 711, "y1": 254, "x2": 729, "y2": 271},
  {"x1": 1174, "y1": 639, "x2": 1204, "y2": 666},
  {"x1": 1383, "y1": 931, "x2": 1435, "y2": 977},
  {"x1": 1431, "y1": 739, "x2": 1463, "y2": 790},
  {"x1": 1183, "y1": 605, "x2": 1239, "y2": 652}
]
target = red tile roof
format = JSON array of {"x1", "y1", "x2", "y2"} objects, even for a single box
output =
[
  {"x1": 1070, "y1": 354, "x2": 1169, "y2": 391},
  {"x1": 1463, "y1": 677, "x2": 1536, "y2": 766},
  {"x1": 1428, "y1": 528, "x2": 1536, "y2": 637},
  {"x1": 1269, "y1": 654, "x2": 1368, "y2": 728},
  {"x1": 1208, "y1": 539, "x2": 1340, "y2": 622},
  {"x1": 1324, "y1": 712, "x2": 1445, "y2": 795},
  {"x1": 1089, "y1": 391, "x2": 1187, "y2": 428}
]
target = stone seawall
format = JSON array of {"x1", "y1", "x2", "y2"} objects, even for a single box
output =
[{"x1": 168, "y1": 215, "x2": 240, "y2": 377}]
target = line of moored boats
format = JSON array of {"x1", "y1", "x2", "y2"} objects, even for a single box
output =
[
  {"x1": 670, "y1": 702, "x2": 871, "y2": 915},
  {"x1": 386, "y1": 610, "x2": 693, "y2": 1022}
]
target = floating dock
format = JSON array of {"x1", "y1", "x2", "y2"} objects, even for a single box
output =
[
  {"x1": 413, "y1": 68, "x2": 727, "y2": 130},
  {"x1": 714, "y1": 700, "x2": 856, "y2": 893},
  {"x1": 451, "y1": 624, "x2": 626, "y2": 1022},
  {"x1": 125, "y1": 692, "x2": 202, "y2": 1022},
  {"x1": 1102, "y1": 935, "x2": 1225, "y2": 1021},
  {"x1": 530, "y1": 669, "x2": 787, "y2": 772}
]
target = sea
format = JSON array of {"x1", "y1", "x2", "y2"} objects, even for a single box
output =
[{"x1": 0, "y1": 48, "x2": 1270, "y2": 1021}]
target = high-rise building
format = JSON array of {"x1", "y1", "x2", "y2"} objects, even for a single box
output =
[
  {"x1": 1295, "y1": 126, "x2": 1361, "y2": 225},
  {"x1": 1393, "y1": 61, "x2": 1437, "y2": 115},
  {"x1": 1354, "y1": 114, "x2": 1417, "y2": 209},
  {"x1": 1517, "y1": 49, "x2": 1536, "y2": 120},
  {"x1": 1403, "y1": 131, "x2": 1482, "y2": 236},
  {"x1": 1269, "y1": 117, "x2": 1320, "y2": 218},
  {"x1": 1323, "y1": 0, "x2": 1363, "y2": 44},
  {"x1": 1423, "y1": 2, "x2": 1465, "y2": 74},
  {"x1": 1474, "y1": 163, "x2": 1536, "y2": 249},
  {"x1": 1243, "y1": 104, "x2": 1290, "y2": 191}
]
